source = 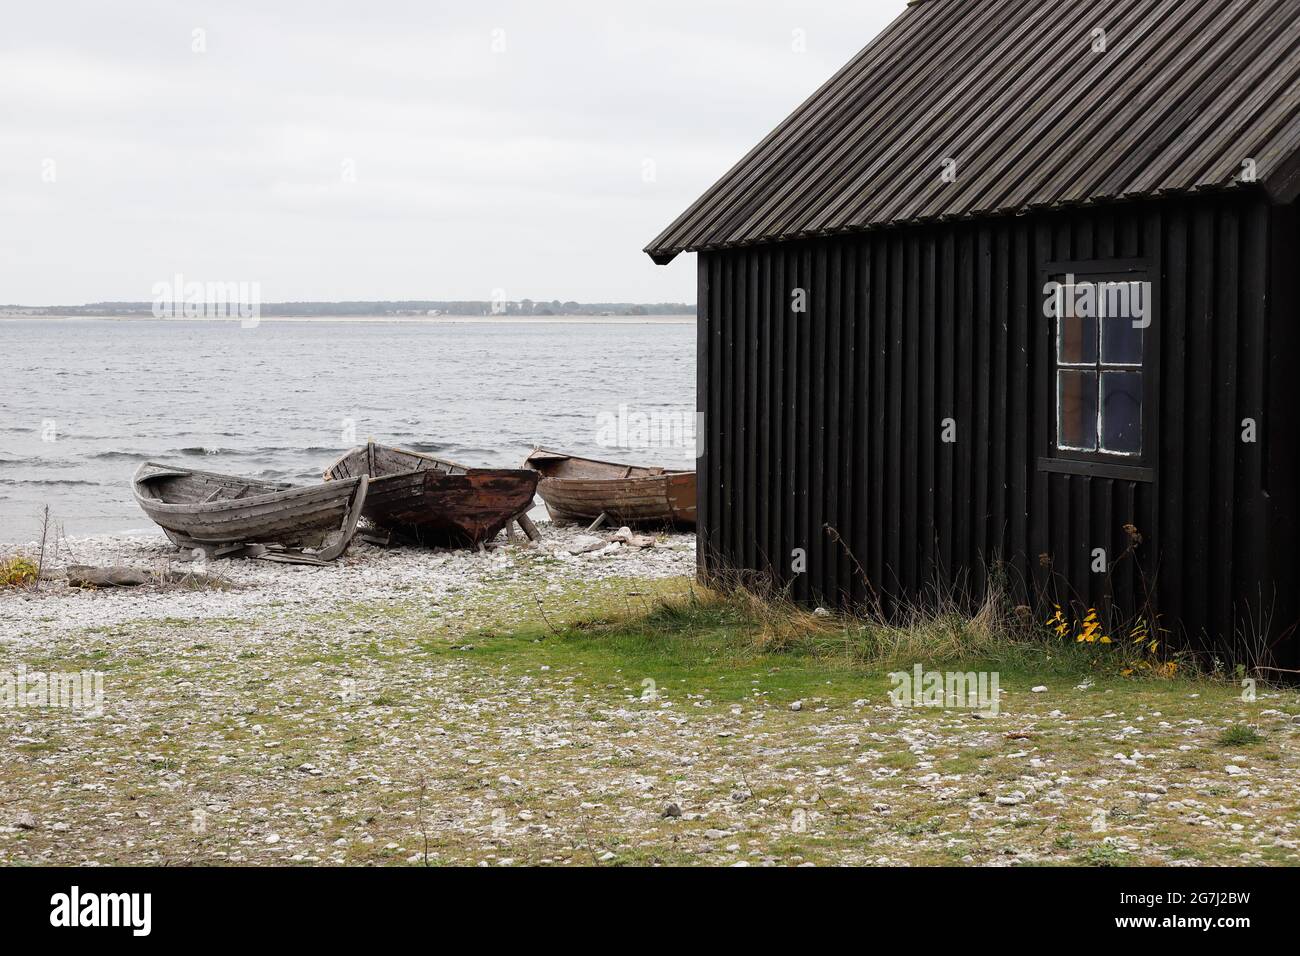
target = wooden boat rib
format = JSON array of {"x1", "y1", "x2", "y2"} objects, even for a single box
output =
[
  {"x1": 523, "y1": 447, "x2": 696, "y2": 527},
  {"x1": 132, "y1": 462, "x2": 368, "y2": 562},
  {"x1": 323, "y1": 441, "x2": 539, "y2": 548}
]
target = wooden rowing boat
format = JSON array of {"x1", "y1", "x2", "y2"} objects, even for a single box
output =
[
  {"x1": 523, "y1": 447, "x2": 696, "y2": 527},
  {"x1": 132, "y1": 462, "x2": 368, "y2": 562},
  {"x1": 323, "y1": 441, "x2": 539, "y2": 547}
]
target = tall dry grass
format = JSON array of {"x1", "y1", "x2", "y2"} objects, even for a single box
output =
[{"x1": 663, "y1": 561, "x2": 1201, "y2": 679}]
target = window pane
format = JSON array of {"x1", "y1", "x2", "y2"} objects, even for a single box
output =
[
  {"x1": 1097, "y1": 279, "x2": 1150, "y2": 323},
  {"x1": 1102, "y1": 314, "x2": 1143, "y2": 365},
  {"x1": 1060, "y1": 282, "x2": 1086, "y2": 319},
  {"x1": 1057, "y1": 314, "x2": 1098, "y2": 366},
  {"x1": 1101, "y1": 371, "x2": 1142, "y2": 455},
  {"x1": 1058, "y1": 370, "x2": 1098, "y2": 450}
]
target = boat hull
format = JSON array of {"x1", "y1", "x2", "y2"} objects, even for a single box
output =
[
  {"x1": 524, "y1": 448, "x2": 696, "y2": 527},
  {"x1": 324, "y1": 444, "x2": 539, "y2": 547},
  {"x1": 132, "y1": 462, "x2": 367, "y2": 558}
]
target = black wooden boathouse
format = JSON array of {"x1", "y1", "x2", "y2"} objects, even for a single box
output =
[{"x1": 647, "y1": 0, "x2": 1300, "y2": 667}]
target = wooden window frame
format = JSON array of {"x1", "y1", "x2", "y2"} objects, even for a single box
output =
[{"x1": 1037, "y1": 258, "x2": 1157, "y2": 484}]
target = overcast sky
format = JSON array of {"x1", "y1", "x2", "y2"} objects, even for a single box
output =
[{"x1": 1, "y1": 1, "x2": 904, "y2": 306}]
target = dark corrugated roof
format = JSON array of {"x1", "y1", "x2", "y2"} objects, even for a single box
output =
[{"x1": 646, "y1": 0, "x2": 1300, "y2": 263}]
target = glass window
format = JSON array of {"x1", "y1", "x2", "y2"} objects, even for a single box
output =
[
  {"x1": 1052, "y1": 273, "x2": 1147, "y2": 459},
  {"x1": 1100, "y1": 371, "x2": 1142, "y2": 454},
  {"x1": 1058, "y1": 314, "x2": 1098, "y2": 365},
  {"x1": 1058, "y1": 370, "x2": 1098, "y2": 450},
  {"x1": 1101, "y1": 314, "x2": 1142, "y2": 365}
]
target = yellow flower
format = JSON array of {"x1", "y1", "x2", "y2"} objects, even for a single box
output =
[{"x1": 1046, "y1": 605, "x2": 1069, "y2": 639}]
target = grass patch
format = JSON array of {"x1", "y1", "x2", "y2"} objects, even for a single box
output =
[
  {"x1": 482, "y1": 583, "x2": 1182, "y2": 688},
  {"x1": 456, "y1": 588, "x2": 895, "y2": 705},
  {"x1": 1215, "y1": 724, "x2": 1264, "y2": 747},
  {"x1": 1079, "y1": 843, "x2": 1126, "y2": 867}
]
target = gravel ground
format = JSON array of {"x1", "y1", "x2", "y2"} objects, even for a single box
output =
[
  {"x1": 2, "y1": 525, "x2": 1299, "y2": 867},
  {"x1": 0, "y1": 522, "x2": 694, "y2": 643}
]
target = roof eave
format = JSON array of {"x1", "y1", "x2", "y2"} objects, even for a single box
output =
[{"x1": 643, "y1": 183, "x2": 1282, "y2": 262}]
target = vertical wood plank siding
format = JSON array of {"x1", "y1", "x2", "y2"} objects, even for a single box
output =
[{"x1": 697, "y1": 194, "x2": 1299, "y2": 668}]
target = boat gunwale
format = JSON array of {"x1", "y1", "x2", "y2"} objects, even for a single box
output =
[
  {"x1": 322, "y1": 443, "x2": 471, "y2": 481},
  {"x1": 523, "y1": 446, "x2": 695, "y2": 480},
  {"x1": 132, "y1": 462, "x2": 362, "y2": 516},
  {"x1": 324, "y1": 443, "x2": 539, "y2": 487}
]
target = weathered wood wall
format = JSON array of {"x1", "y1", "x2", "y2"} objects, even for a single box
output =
[{"x1": 697, "y1": 192, "x2": 1299, "y2": 668}]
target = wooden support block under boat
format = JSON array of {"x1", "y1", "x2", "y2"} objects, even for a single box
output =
[
  {"x1": 523, "y1": 446, "x2": 696, "y2": 528},
  {"x1": 516, "y1": 513, "x2": 541, "y2": 541},
  {"x1": 131, "y1": 461, "x2": 368, "y2": 562}
]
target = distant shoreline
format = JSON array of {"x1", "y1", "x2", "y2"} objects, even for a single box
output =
[{"x1": 0, "y1": 314, "x2": 696, "y2": 325}]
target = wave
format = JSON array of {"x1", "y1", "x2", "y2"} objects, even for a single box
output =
[
  {"x1": 399, "y1": 441, "x2": 450, "y2": 454},
  {"x1": 168, "y1": 445, "x2": 346, "y2": 458},
  {"x1": 90, "y1": 451, "x2": 145, "y2": 461},
  {"x1": 175, "y1": 446, "x2": 241, "y2": 457},
  {"x1": 0, "y1": 458, "x2": 81, "y2": 470},
  {"x1": 0, "y1": 478, "x2": 98, "y2": 487}
]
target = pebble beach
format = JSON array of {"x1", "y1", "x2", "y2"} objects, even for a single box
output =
[{"x1": 0, "y1": 523, "x2": 697, "y2": 644}]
